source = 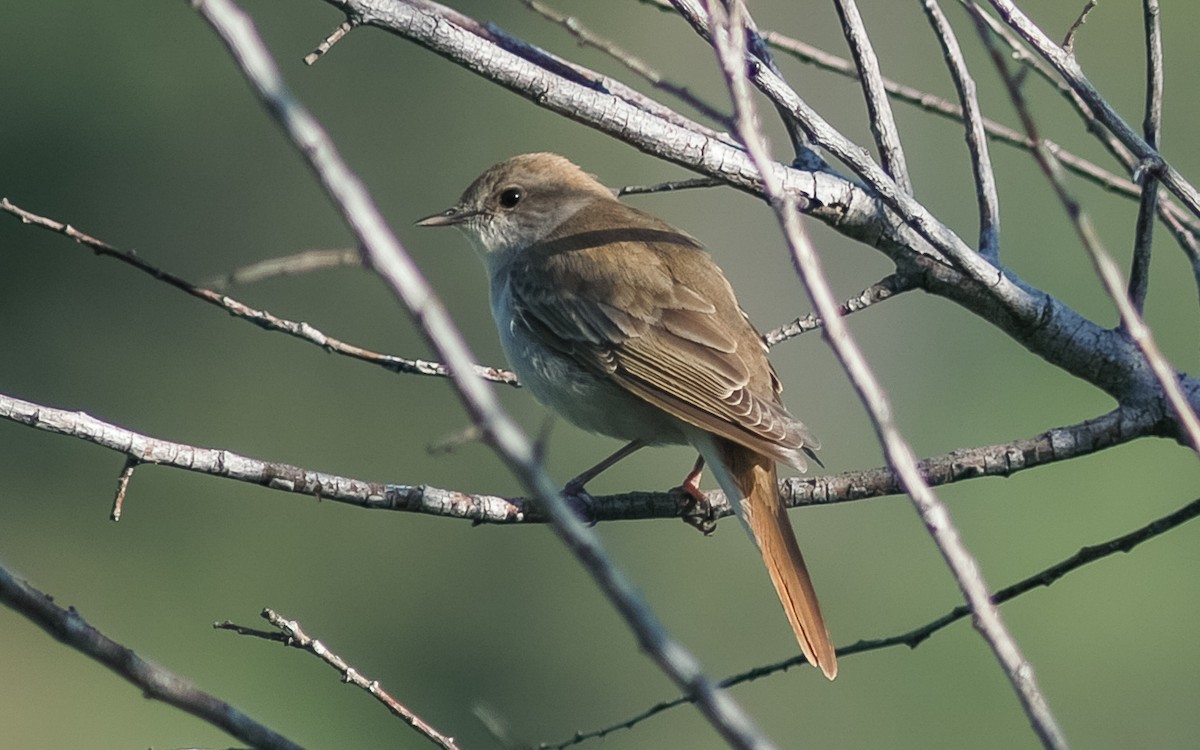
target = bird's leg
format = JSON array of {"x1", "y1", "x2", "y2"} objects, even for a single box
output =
[
  {"x1": 562, "y1": 439, "x2": 648, "y2": 495},
  {"x1": 560, "y1": 440, "x2": 648, "y2": 524},
  {"x1": 680, "y1": 455, "x2": 706, "y2": 502},
  {"x1": 678, "y1": 455, "x2": 718, "y2": 535}
]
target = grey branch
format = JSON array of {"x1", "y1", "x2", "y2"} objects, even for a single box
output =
[
  {"x1": 0, "y1": 393, "x2": 1149, "y2": 523},
  {"x1": 1127, "y1": 0, "x2": 1163, "y2": 313},
  {"x1": 921, "y1": 0, "x2": 1001, "y2": 259},
  {"x1": 0, "y1": 564, "x2": 303, "y2": 750},
  {"x1": 0, "y1": 198, "x2": 519, "y2": 387},
  {"x1": 521, "y1": 0, "x2": 728, "y2": 125},
  {"x1": 218, "y1": 609, "x2": 462, "y2": 750},
  {"x1": 833, "y1": 0, "x2": 913, "y2": 194},
  {"x1": 202, "y1": 248, "x2": 361, "y2": 289},
  {"x1": 762, "y1": 273, "x2": 916, "y2": 346}
]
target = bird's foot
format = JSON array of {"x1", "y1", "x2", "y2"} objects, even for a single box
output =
[
  {"x1": 677, "y1": 456, "x2": 717, "y2": 535},
  {"x1": 678, "y1": 485, "x2": 718, "y2": 536},
  {"x1": 560, "y1": 480, "x2": 598, "y2": 527}
]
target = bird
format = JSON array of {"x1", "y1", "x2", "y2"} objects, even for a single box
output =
[{"x1": 417, "y1": 152, "x2": 836, "y2": 679}]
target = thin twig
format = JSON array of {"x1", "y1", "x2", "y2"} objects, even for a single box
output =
[
  {"x1": 202, "y1": 248, "x2": 361, "y2": 288},
  {"x1": 706, "y1": 2, "x2": 1066, "y2": 746},
  {"x1": 762, "y1": 273, "x2": 915, "y2": 346},
  {"x1": 920, "y1": 0, "x2": 1001, "y2": 259},
  {"x1": 0, "y1": 564, "x2": 303, "y2": 750},
  {"x1": 305, "y1": 19, "x2": 355, "y2": 65},
  {"x1": 521, "y1": 0, "x2": 728, "y2": 124},
  {"x1": 110, "y1": 457, "x2": 138, "y2": 522},
  {"x1": 617, "y1": 176, "x2": 723, "y2": 196},
  {"x1": 190, "y1": 2, "x2": 775, "y2": 748},
  {"x1": 1127, "y1": 0, "x2": 1163, "y2": 314},
  {"x1": 549, "y1": 493, "x2": 1200, "y2": 748},
  {"x1": 221, "y1": 609, "x2": 463, "y2": 750},
  {"x1": 832, "y1": 0, "x2": 912, "y2": 193},
  {"x1": 1061, "y1": 0, "x2": 1097, "y2": 54},
  {"x1": 0, "y1": 198, "x2": 519, "y2": 386}
]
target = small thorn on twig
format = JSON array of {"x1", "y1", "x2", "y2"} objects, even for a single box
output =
[
  {"x1": 110, "y1": 457, "x2": 139, "y2": 521},
  {"x1": 533, "y1": 414, "x2": 557, "y2": 464},
  {"x1": 618, "y1": 177, "x2": 723, "y2": 196},
  {"x1": 426, "y1": 424, "x2": 484, "y2": 455},
  {"x1": 305, "y1": 20, "x2": 355, "y2": 66},
  {"x1": 1061, "y1": 0, "x2": 1097, "y2": 55}
]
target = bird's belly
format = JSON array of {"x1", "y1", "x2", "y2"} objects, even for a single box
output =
[{"x1": 499, "y1": 320, "x2": 686, "y2": 446}]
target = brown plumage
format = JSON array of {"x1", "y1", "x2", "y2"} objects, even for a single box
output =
[{"x1": 418, "y1": 153, "x2": 836, "y2": 679}]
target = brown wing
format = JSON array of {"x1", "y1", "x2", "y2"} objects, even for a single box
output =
[{"x1": 508, "y1": 200, "x2": 819, "y2": 469}]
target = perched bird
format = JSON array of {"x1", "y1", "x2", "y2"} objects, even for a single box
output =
[{"x1": 418, "y1": 153, "x2": 836, "y2": 679}]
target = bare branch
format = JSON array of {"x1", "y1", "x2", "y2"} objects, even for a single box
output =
[
  {"x1": 189, "y1": 1, "x2": 775, "y2": 747},
  {"x1": 1061, "y1": 0, "x2": 1098, "y2": 54},
  {"x1": 832, "y1": 0, "x2": 913, "y2": 193},
  {"x1": 706, "y1": 2, "x2": 1065, "y2": 746},
  {"x1": 0, "y1": 390, "x2": 529, "y2": 523},
  {"x1": 762, "y1": 273, "x2": 916, "y2": 346},
  {"x1": 521, "y1": 0, "x2": 728, "y2": 124},
  {"x1": 790, "y1": 408, "x2": 1153, "y2": 505},
  {"x1": 202, "y1": 248, "x2": 361, "y2": 289},
  {"x1": 305, "y1": 19, "x2": 354, "y2": 65},
  {"x1": 617, "y1": 176, "x2": 723, "y2": 196},
  {"x1": 1128, "y1": 0, "x2": 1163, "y2": 314},
  {"x1": 0, "y1": 392, "x2": 1154, "y2": 523},
  {"x1": 109, "y1": 457, "x2": 138, "y2": 522},
  {"x1": 0, "y1": 564, "x2": 303, "y2": 750},
  {"x1": 557, "y1": 493, "x2": 1200, "y2": 748},
  {"x1": 220, "y1": 610, "x2": 463, "y2": 750},
  {"x1": 920, "y1": 0, "x2": 1001, "y2": 259},
  {"x1": 0, "y1": 198, "x2": 519, "y2": 387}
]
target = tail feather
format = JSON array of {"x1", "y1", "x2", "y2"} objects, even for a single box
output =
[{"x1": 716, "y1": 440, "x2": 838, "y2": 680}]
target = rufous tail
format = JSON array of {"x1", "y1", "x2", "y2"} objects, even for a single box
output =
[{"x1": 719, "y1": 441, "x2": 837, "y2": 680}]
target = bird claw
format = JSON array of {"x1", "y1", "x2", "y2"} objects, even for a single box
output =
[
  {"x1": 676, "y1": 455, "x2": 716, "y2": 535},
  {"x1": 560, "y1": 483, "x2": 598, "y2": 527},
  {"x1": 678, "y1": 485, "x2": 718, "y2": 536}
]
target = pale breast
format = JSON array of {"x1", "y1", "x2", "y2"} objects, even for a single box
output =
[{"x1": 490, "y1": 272, "x2": 686, "y2": 446}]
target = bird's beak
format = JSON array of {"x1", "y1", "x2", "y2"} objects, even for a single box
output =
[{"x1": 415, "y1": 205, "x2": 474, "y2": 227}]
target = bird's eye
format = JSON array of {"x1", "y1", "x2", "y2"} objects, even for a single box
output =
[{"x1": 499, "y1": 187, "x2": 523, "y2": 208}]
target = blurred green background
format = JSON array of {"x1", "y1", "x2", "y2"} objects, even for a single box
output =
[{"x1": 2, "y1": 1, "x2": 1199, "y2": 748}]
